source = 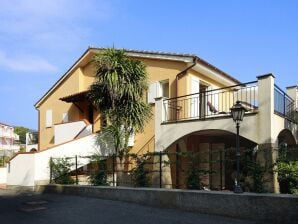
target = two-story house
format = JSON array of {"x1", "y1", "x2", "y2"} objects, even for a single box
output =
[{"x1": 6, "y1": 48, "x2": 297, "y2": 192}]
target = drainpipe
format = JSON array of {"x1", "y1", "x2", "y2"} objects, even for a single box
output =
[{"x1": 176, "y1": 56, "x2": 197, "y2": 97}]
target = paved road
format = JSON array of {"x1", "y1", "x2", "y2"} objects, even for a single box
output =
[{"x1": 0, "y1": 189, "x2": 256, "y2": 224}]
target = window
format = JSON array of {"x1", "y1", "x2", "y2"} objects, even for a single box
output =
[
  {"x1": 62, "y1": 112, "x2": 68, "y2": 123},
  {"x1": 46, "y1": 109, "x2": 52, "y2": 128},
  {"x1": 147, "y1": 80, "x2": 169, "y2": 104},
  {"x1": 160, "y1": 80, "x2": 169, "y2": 98}
]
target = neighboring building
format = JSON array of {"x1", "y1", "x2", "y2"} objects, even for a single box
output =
[
  {"x1": 6, "y1": 48, "x2": 298, "y2": 191},
  {"x1": 0, "y1": 122, "x2": 20, "y2": 157}
]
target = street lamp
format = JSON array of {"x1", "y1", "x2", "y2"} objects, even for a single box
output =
[{"x1": 230, "y1": 101, "x2": 247, "y2": 193}]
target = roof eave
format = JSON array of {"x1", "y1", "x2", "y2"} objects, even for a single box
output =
[
  {"x1": 34, "y1": 47, "x2": 92, "y2": 108},
  {"x1": 35, "y1": 47, "x2": 240, "y2": 108}
]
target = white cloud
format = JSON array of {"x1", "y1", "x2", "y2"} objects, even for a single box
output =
[
  {"x1": 0, "y1": 50, "x2": 58, "y2": 73},
  {"x1": 0, "y1": 0, "x2": 112, "y2": 34},
  {"x1": 0, "y1": 0, "x2": 113, "y2": 55}
]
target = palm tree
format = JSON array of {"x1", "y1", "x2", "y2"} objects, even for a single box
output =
[{"x1": 88, "y1": 48, "x2": 151, "y2": 185}]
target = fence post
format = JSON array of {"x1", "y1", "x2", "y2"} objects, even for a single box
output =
[
  {"x1": 112, "y1": 153, "x2": 115, "y2": 187},
  {"x1": 49, "y1": 157, "x2": 53, "y2": 184},
  {"x1": 159, "y1": 151, "x2": 162, "y2": 188},
  {"x1": 283, "y1": 92, "x2": 286, "y2": 116},
  {"x1": 75, "y1": 155, "x2": 78, "y2": 185},
  {"x1": 175, "y1": 147, "x2": 179, "y2": 189}
]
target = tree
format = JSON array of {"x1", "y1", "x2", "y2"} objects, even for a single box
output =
[
  {"x1": 88, "y1": 48, "x2": 152, "y2": 185},
  {"x1": 89, "y1": 48, "x2": 151, "y2": 154},
  {"x1": 14, "y1": 126, "x2": 30, "y2": 144}
]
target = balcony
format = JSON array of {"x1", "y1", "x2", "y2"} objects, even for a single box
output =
[
  {"x1": 163, "y1": 81, "x2": 258, "y2": 123},
  {"x1": 155, "y1": 74, "x2": 297, "y2": 152}
]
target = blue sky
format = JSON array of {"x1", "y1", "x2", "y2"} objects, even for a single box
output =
[{"x1": 0, "y1": 0, "x2": 297, "y2": 129}]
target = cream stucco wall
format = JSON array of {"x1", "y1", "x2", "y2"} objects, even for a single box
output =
[
  {"x1": 154, "y1": 74, "x2": 297, "y2": 193},
  {"x1": 38, "y1": 67, "x2": 83, "y2": 150},
  {"x1": 36, "y1": 50, "x2": 240, "y2": 154}
]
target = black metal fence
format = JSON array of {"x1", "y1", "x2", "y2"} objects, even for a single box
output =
[
  {"x1": 49, "y1": 148, "x2": 265, "y2": 192},
  {"x1": 163, "y1": 82, "x2": 258, "y2": 122},
  {"x1": 274, "y1": 84, "x2": 295, "y2": 121}
]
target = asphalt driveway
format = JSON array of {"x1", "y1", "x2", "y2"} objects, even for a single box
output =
[{"x1": 0, "y1": 189, "x2": 256, "y2": 224}]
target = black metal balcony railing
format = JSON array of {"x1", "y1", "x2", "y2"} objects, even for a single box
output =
[
  {"x1": 274, "y1": 84, "x2": 295, "y2": 121},
  {"x1": 163, "y1": 81, "x2": 258, "y2": 122}
]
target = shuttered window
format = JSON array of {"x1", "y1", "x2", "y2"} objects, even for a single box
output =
[
  {"x1": 147, "y1": 81, "x2": 160, "y2": 104},
  {"x1": 147, "y1": 80, "x2": 169, "y2": 104},
  {"x1": 46, "y1": 110, "x2": 52, "y2": 128}
]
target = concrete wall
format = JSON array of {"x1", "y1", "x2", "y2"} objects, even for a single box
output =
[
  {"x1": 54, "y1": 120, "x2": 87, "y2": 145},
  {"x1": 7, "y1": 133, "x2": 110, "y2": 187},
  {"x1": 0, "y1": 167, "x2": 7, "y2": 184},
  {"x1": 37, "y1": 185, "x2": 298, "y2": 224},
  {"x1": 7, "y1": 153, "x2": 35, "y2": 186}
]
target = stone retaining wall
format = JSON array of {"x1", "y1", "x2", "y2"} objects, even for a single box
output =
[{"x1": 36, "y1": 184, "x2": 298, "y2": 223}]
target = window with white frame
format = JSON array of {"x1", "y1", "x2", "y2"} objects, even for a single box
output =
[
  {"x1": 147, "y1": 80, "x2": 169, "y2": 104},
  {"x1": 45, "y1": 109, "x2": 53, "y2": 128}
]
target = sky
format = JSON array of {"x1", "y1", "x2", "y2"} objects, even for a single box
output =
[{"x1": 0, "y1": 0, "x2": 297, "y2": 129}]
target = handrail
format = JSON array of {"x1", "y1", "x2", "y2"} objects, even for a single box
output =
[
  {"x1": 274, "y1": 84, "x2": 295, "y2": 121},
  {"x1": 274, "y1": 84, "x2": 294, "y2": 102},
  {"x1": 164, "y1": 81, "x2": 257, "y2": 101},
  {"x1": 163, "y1": 82, "x2": 258, "y2": 122}
]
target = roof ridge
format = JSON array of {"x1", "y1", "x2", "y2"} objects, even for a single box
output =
[{"x1": 88, "y1": 46, "x2": 197, "y2": 58}]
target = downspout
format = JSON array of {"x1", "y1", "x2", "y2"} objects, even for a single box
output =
[
  {"x1": 176, "y1": 56, "x2": 197, "y2": 97},
  {"x1": 38, "y1": 109, "x2": 40, "y2": 151}
]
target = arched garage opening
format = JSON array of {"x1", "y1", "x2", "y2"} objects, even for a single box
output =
[
  {"x1": 165, "y1": 129, "x2": 257, "y2": 191},
  {"x1": 276, "y1": 129, "x2": 297, "y2": 194},
  {"x1": 277, "y1": 129, "x2": 296, "y2": 147}
]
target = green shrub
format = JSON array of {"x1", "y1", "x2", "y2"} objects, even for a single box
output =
[
  {"x1": 241, "y1": 149, "x2": 267, "y2": 193},
  {"x1": 186, "y1": 167, "x2": 203, "y2": 190},
  {"x1": 89, "y1": 158, "x2": 108, "y2": 186},
  {"x1": 277, "y1": 160, "x2": 298, "y2": 194},
  {"x1": 184, "y1": 152, "x2": 207, "y2": 190},
  {"x1": 131, "y1": 154, "x2": 150, "y2": 187},
  {"x1": 50, "y1": 158, "x2": 75, "y2": 184}
]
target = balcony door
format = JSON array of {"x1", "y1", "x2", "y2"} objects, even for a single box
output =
[
  {"x1": 199, "y1": 84, "x2": 209, "y2": 118},
  {"x1": 190, "y1": 76, "x2": 200, "y2": 118}
]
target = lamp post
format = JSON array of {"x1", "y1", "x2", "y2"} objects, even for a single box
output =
[{"x1": 230, "y1": 101, "x2": 247, "y2": 193}]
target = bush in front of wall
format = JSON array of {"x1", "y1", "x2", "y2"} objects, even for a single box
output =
[
  {"x1": 89, "y1": 157, "x2": 108, "y2": 186},
  {"x1": 131, "y1": 154, "x2": 150, "y2": 187},
  {"x1": 50, "y1": 158, "x2": 75, "y2": 185},
  {"x1": 275, "y1": 146, "x2": 298, "y2": 195},
  {"x1": 184, "y1": 152, "x2": 206, "y2": 190},
  {"x1": 277, "y1": 160, "x2": 298, "y2": 194},
  {"x1": 186, "y1": 167, "x2": 203, "y2": 190}
]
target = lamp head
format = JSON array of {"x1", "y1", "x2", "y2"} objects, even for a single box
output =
[{"x1": 230, "y1": 101, "x2": 248, "y2": 122}]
